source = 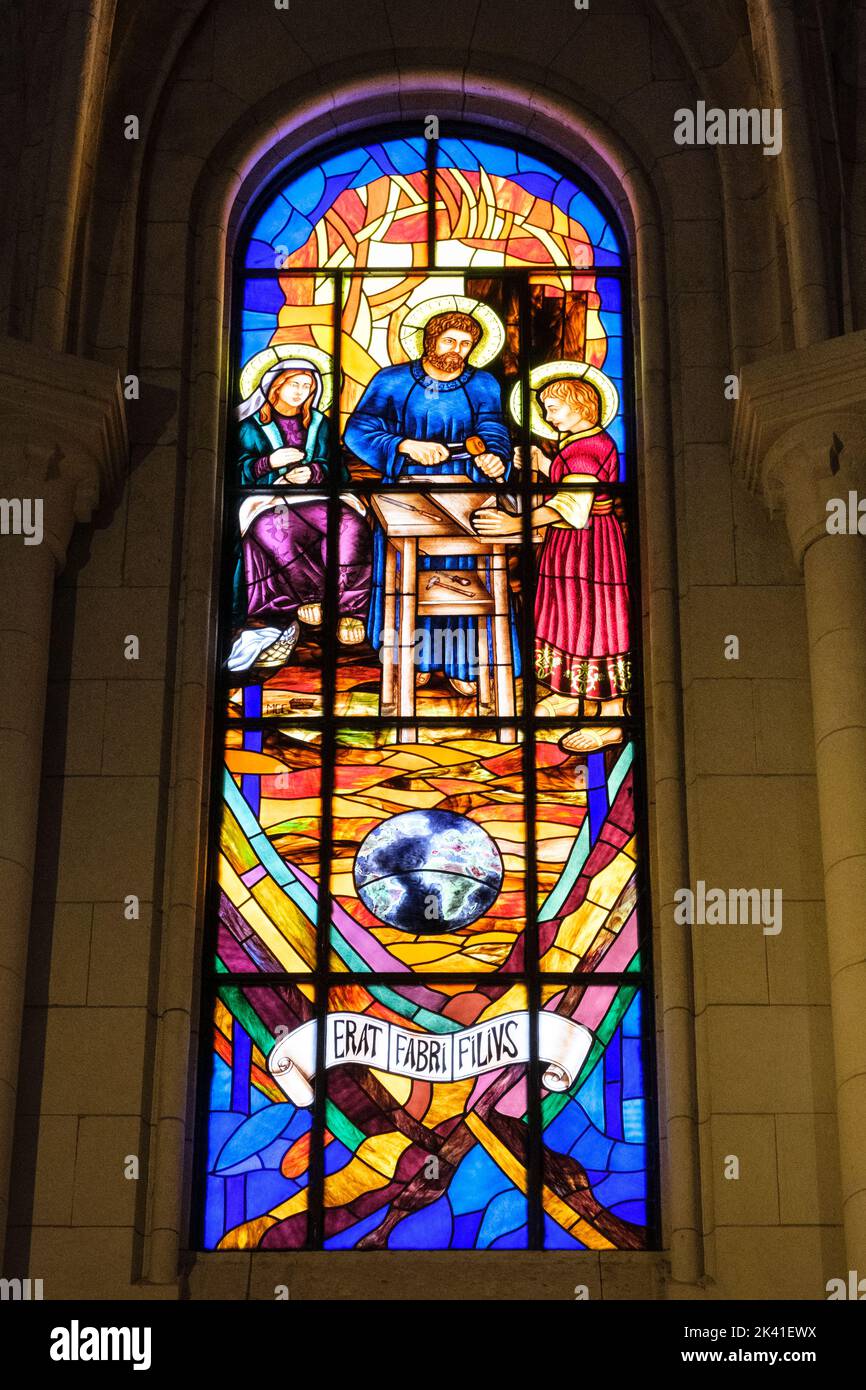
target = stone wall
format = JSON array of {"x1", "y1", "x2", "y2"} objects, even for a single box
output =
[{"x1": 1, "y1": 0, "x2": 863, "y2": 1300}]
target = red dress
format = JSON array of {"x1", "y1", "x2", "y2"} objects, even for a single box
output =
[{"x1": 534, "y1": 428, "x2": 631, "y2": 700}]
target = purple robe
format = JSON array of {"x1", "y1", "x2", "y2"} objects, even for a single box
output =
[{"x1": 242, "y1": 414, "x2": 371, "y2": 624}]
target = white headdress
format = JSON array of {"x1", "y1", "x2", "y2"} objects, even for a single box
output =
[{"x1": 236, "y1": 358, "x2": 325, "y2": 422}]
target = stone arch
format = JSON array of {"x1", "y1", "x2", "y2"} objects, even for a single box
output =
[{"x1": 119, "y1": 68, "x2": 705, "y2": 1293}]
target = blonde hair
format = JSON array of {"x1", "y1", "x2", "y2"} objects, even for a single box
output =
[
  {"x1": 539, "y1": 377, "x2": 601, "y2": 426},
  {"x1": 259, "y1": 369, "x2": 316, "y2": 427}
]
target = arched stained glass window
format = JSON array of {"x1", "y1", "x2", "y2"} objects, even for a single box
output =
[{"x1": 199, "y1": 129, "x2": 656, "y2": 1252}]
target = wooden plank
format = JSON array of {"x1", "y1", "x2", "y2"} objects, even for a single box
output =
[{"x1": 398, "y1": 538, "x2": 417, "y2": 741}]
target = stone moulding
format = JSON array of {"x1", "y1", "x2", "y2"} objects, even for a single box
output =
[
  {"x1": 735, "y1": 330, "x2": 866, "y2": 497},
  {"x1": 137, "y1": 70, "x2": 699, "y2": 1296},
  {"x1": 0, "y1": 335, "x2": 128, "y2": 528}
]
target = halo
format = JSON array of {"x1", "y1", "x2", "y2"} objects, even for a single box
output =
[
  {"x1": 509, "y1": 360, "x2": 619, "y2": 441},
  {"x1": 399, "y1": 295, "x2": 505, "y2": 369},
  {"x1": 239, "y1": 343, "x2": 333, "y2": 412}
]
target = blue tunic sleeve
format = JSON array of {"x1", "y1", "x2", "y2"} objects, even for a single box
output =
[
  {"x1": 466, "y1": 370, "x2": 513, "y2": 479},
  {"x1": 237, "y1": 418, "x2": 274, "y2": 485},
  {"x1": 303, "y1": 410, "x2": 328, "y2": 466},
  {"x1": 344, "y1": 367, "x2": 409, "y2": 480}
]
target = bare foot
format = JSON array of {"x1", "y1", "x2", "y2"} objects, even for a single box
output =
[
  {"x1": 298, "y1": 603, "x2": 323, "y2": 626},
  {"x1": 337, "y1": 616, "x2": 365, "y2": 645},
  {"x1": 559, "y1": 726, "x2": 623, "y2": 753}
]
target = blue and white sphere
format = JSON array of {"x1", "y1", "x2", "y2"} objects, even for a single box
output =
[{"x1": 354, "y1": 810, "x2": 503, "y2": 933}]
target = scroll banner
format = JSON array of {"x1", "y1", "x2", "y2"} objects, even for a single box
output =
[{"x1": 267, "y1": 1010, "x2": 593, "y2": 1107}]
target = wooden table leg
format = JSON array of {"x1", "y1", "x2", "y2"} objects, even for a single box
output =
[
  {"x1": 381, "y1": 539, "x2": 398, "y2": 714},
  {"x1": 476, "y1": 554, "x2": 491, "y2": 713},
  {"x1": 398, "y1": 537, "x2": 417, "y2": 742},
  {"x1": 491, "y1": 544, "x2": 515, "y2": 739},
  {"x1": 477, "y1": 615, "x2": 491, "y2": 712}
]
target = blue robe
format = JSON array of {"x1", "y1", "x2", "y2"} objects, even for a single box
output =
[{"x1": 344, "y1": 360, "x2": 520, "y2": 681}]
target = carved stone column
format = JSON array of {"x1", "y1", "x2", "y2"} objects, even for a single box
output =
[
  {"x1": 735, "y1": 329, "x2": 866, "y2": 1274},
  {"x1": 0, "y1": 338, "x2": 126, "y2": 1262}
]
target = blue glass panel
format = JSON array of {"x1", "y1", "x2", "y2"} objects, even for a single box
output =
[
  {"x1": 210, "y1": 1055, "x2": 232, "y2": 1111},
  {"x1": 251, "y1": 195, "x2": 294, "y2": 246},
  {"x1": 610, "y1": 1138, "x2": 646, "y2": 1171},
  {"x1": 324, "y1": 1207, "x2": 384, "y2": 1249},
  {"x1": 452, "y1": 1210, "x2": 484, "y2": 1248},
  {"x1": 349, "y1": 157, "x2": 386, "y2": 190},
  {"x1": 553, "y1": 176, "x2": 580, "y2": 209},
  {"x1": 489, "y1": 1224, "x2": 529, "y2": 1249},
  {"x1": 447, "y1": 136, "x2": 518, "y2": 177},
  {"x1": 602, "y1": 335, "x2": 623, "y2": 378},
  {"x1": 623, "y1": 1038, "x2": 644, "y2": 1095},
  {"x1": 437, "y1": 137, "x2": 480, "y2": 172},
  {"x1": 240, "y1": 329, "x2": 276, "y2": 363},
  {"x1": 623, "y1": 1097, "x2": 646, "y2": 1143},
  {"x1": 613, "y1": 1199, "x2": 646, "y2": 1224},
  {"x1": 623, "y1": 991, "x2": 642, "y2": 1035},
  {"x1": 592, "y1": 1170, "x2": 644, "y2": 1205},
  {"x1": 568, "y1": 191, "x2": 608, "y2": 246},
  {"x1": 477, "y1": 1188, "x2": 528, "y2": 1249},
  {"x1": 577, "y1": 1057, "x2": 605, "y2": 1130},
  {"x1": 545, "y1": 1100, "x2": 590, "y2": 1152},
  {"x1": 242, "y1": 277, "x2": 284, "y2": 314},
  {"x1": 241, "y1": 309, "x2": 279, "y2": 339},
  {"x1": 388, "y1": 1192, "x2": 453, "y2": 1249},
  {"x1": 516, "y1": 172, "x2": 557, "y2": 200},
  {"x1": 288, "y1": 165, "x2": 327, "y2": 215},
  {"x1": 204, "y1": 1180, "x2": 225, "y2": 1250},
  {"x1": 224, "y1": 1174, "x2": 245, "y2": 1230},
  {"x1": 519, "y1": 151, "x2": 557, "y2": 175},
  {"x1": 571, "y1": 1125, "x2": 614, "y2": 1170},
  {"x1": 543, "y1": 1212, "x2": 586, "y2": 1249},
  {"x1": 366, "y1": 139, "x2": 427, "y2": 176},
  {"x1": 247, "y1": 1170, "x2": 298, "y2": 1212},
  {"x1": 448, "y1": 1142, "x2": 513, "y2": 1215},
  {"x1": 246, "y1": 238, "x2": 279, "y2": 269},
  {"x1": 323, "y1": 147, "x2": 370, "y2": 176},
  {"x1": 323, "y1": 1139, "x2": 353, "y2": 1174},
  {"x1": 598, "y1": 277, "x2": 623, "y2": 311}
]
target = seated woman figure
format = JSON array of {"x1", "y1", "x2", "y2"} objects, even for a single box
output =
[{"x1": 229, "y1": 361, "x2": 371, "y2": 670}]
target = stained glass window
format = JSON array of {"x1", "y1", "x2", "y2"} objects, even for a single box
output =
[{"x1": 200, "y1": 128, "x2": 655, "y2": 1252}]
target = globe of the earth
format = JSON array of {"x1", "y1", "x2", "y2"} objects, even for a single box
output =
[{"x1": 354, "y1": 810, "x2": 503, "y2": 933}]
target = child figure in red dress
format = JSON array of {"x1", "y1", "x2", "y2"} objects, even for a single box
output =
[{"x1": 474, "y1": 376, "x2": 630, "y2": 750}]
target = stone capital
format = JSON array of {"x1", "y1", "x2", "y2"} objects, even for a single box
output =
[
  {"x1": 733, "y1": 330, "x2": 866, "y2": 566},
  {"x1": 0, "y1": 336, "x2": 128, "y2": 568}
]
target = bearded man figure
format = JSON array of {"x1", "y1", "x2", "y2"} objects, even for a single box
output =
[{"x1": 344, "y1": 308, "x2": 516, "y2": 697}]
